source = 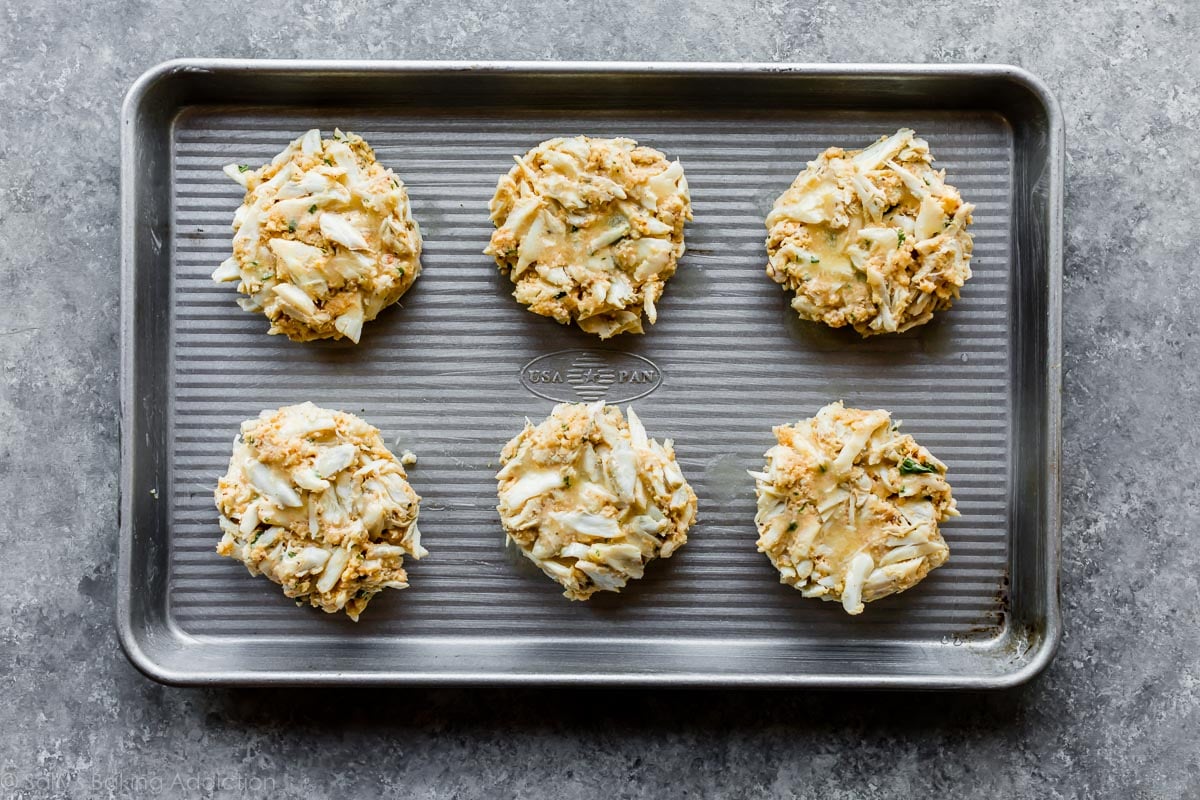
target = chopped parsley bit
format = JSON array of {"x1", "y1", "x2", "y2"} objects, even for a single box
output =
[
  {"x1": 237, "y1": 164, "x2": 250, "y2": 173},
  {"x1": 250, "y1": 531, "x2": 261, "y2": 544},
  {"x1": 897, "y1": 230, "x2": 906, "y2": 247},
  {"x1": 287, "y1": 220, "x2": 297, "y2": 233},
  {"x1": 308, "y1": 204, "x2": 318, "y2": 214},
  {"x1": 323, "y1": 157, "x2": 334, "y2": 166},
  {"x1": 818, "y1": 463, "x2": 828, "y2": 473},
  {"x1": 396, "y1": 266, "x2": 405, "y2": 276},
  {"x1": 786, "y1": 521, "x2": 798, "y2": 532},
  {"x1": 248, "y1": 260, "x2": 259, "y2": 267},
  {"x1": 563, "y1": 475, "x2": 572, "y2": 488},
  {"x1": 899, "y1": 457, "x2": 937, "y2": 475},
  {"x1": 391, "y1": 178, "x2": 399, "y2": 188},
  {"x1": 286, "y1": 551, "x2": 295, "y2": 558},
  {"x1": 810, "y1": 256, "x2": 820, "y2": 263}
]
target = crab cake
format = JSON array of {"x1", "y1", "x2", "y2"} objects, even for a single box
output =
[
  {"x1": 749, "y1": 402, "x2": 956, "y2": 615},
  {"x1": 496, "y1": 402, "x2": 697, "y2": 600},
  {"x1": 213, "y1": 129, "x2": 422, "y2": 343},
  {"x1": 765, "y1": 128, "x2": 974, "y2": 336},
  {"x1": 485, "y1": 136, "x2": 692, "y2": 339},
  {"x1": 215, "y1": 402, "x2": 426, "y2": 620}
]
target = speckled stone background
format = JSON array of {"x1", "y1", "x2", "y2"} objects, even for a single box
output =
[{"x1": 1, "y1": 1, "x2": 1197, "y2": 798}]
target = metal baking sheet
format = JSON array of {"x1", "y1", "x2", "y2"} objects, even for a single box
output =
[{"x1": 120, "y1": 60, "x2": 1062, "y2": 687}]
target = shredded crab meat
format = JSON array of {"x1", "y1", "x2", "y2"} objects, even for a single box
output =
[
  {"x1": 214, "y1": 129, "x2": 422, "y2": 343},
  {"x1": 764, "y1": 128, "x2": 974, "y2": 336},
  {"x1": 214, "y1": 402, "x2": 426, "y2": 620},
  {"x1": 484, "y1": 136, "x2": 692, "y2": 339},
  {"x1": 495, "y1": 402, "x2": 698, "y2": 600},
  {"x1": 750, "y1": 401, "x2": 957, "y2": 615}
]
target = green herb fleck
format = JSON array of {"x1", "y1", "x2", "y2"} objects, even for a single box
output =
[
  {"x1": 251, "y1": 530, "x2": 261, "y2": 544},
  {"x1": 899, "y1": 457, "x2": 937, "y2": 475},
  {"x1": 787, "y1": 521, "x2": 798, "y2": 532},
  {"x1": 308, "y1": 204, "x2": 318, "y2": 214},
  {"x1": 287, "y1": 220, "x2": 296, "y2": 233},
  {"x1": 391, "y1": 178, "x2": 400, "y2": 188},
  {"x1": 396, "y1": 266, "x2": 405, "y2": 277},
  {"x1": 323, "y1": 157, "x2": 334, "y2": 166},
  {"x1": 818, "y1": 463, "x2": 827, "y2": 474},
  {"x1": 286, "y1": 551, "x2": 295, "y2": 558},
  {"x1": 810, "y1": 256, "x2": 820, "y2": 264},
  {"x1": 237, "y1": 164, "x2": 250, "y2": 173},
  {"x1": 563, "y1": 476, "x2": 572, "y2": 488},
  {"x1": 897, "y1": 230, "x2": 906, "y2": 247}
]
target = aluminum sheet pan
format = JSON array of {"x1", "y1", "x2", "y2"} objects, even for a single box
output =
[{"x1": 120, "y1": 60, "x2": 1062, "y2": 687}]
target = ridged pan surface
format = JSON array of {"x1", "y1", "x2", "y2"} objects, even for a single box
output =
[{"x1": 169, "y1": 110, "x2": 1011, "y2": 645}]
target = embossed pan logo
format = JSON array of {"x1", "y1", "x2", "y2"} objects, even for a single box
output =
[{"x1": 520, "y1": 350, "x2": 663, "y2": 403}]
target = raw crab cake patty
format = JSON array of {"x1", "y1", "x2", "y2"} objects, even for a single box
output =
[
  {"x1": 765, "y1": 128, "x2": 974, "y2": 336},
  {"x1": 215, "y1": 402, "x2": 426, "y2": 620},
  {"x1": 213, "y1": 128, "x2": 422, "y2": 343},
  {"x1": 485, "y1": 136, "x2": 692, "y2": 339},
  {"x1": 750, "y1": 402, "x2": 957, "y2": 615},
  {"x1": 495, "y1": 402, "x2": 698, "y2": 600}
]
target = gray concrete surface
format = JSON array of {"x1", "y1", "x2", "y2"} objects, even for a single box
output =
[{"x1": 1, "y1": 1, "x2": 1197, "y2": 798}]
